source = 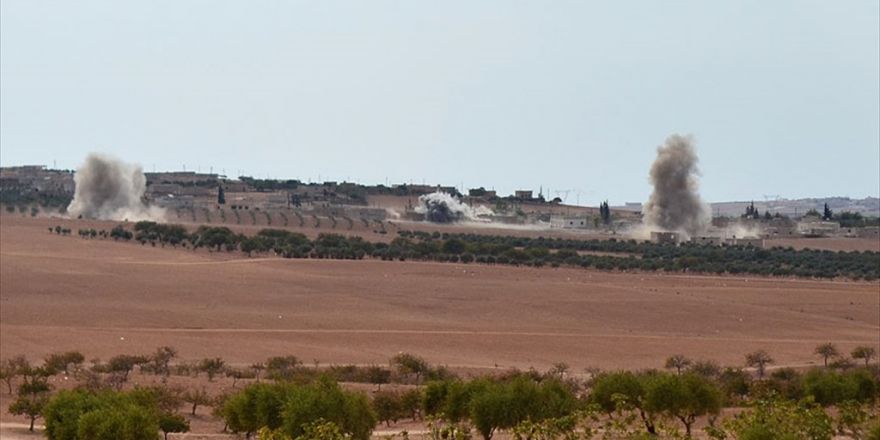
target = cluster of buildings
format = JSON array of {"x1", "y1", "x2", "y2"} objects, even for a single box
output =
[
  {"x1": 1, "y1": 166, "x2": 878, "y2": 243},
  {"x1": 651, "y1": 232, "x2": 765, "y2": 248},
  {"x1": 0, "y1": 165, "x2": 75, "y2": 196}
]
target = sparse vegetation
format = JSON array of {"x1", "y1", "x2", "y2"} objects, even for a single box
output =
[
  {"x1": 44, "y1": 351, "x2": 85, "y2": 375},
  {"x1": 199, "y1": 357, "x2": 226, "y2": 381},
  {"x1": 853, "y1": 346, "x2": 878, "y2": 367},
  {"x1": 0, "y1": 190, "x2": 71, "y2": 211},
  {"x1": 815, "y1": 343, "x2": 840, "y2": 367},
  {"x1": 745, "y1": 350, "x2": 774, "y2": 379},
  {"x1": 665, "y1": 354, "x2": 692, "y2": 375},
  {"x1": 182, "y1": 387, "x2": 212, "y2": 415},
  {"x1": 9, "y1": 365, "x2": 51, "y2": 431},
  {"x1": 1, "y1": 345, "x2": 876, "y2": 439}
]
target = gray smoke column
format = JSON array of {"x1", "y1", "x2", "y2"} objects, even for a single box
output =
[
  {"x1": 642, "y1": 134, "x2": 710, "y2": 237},
  {"x1": 67, "y1": 153, "x2": 165, "y2": 221},
  {"x1": 416, "y1": 192, "x2": 492, "y2": 223}
]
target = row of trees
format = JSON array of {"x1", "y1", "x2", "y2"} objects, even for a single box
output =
[
  {"x1": 834, "y1": 211, "x2": 880, "y2": 228},
  {"x1": 0, "y1": 350, "x2": 458, "y2": 404},
  {"x1": 0, "y1": 358, "x2": 190, "y2": 439},
  {"x1": 393, "y1": 230, "x2": 879, "y2": 279},
  {"x1": 66, "y1": 222, "x2": 880, "y2": 279},
  {"x1": 3, "y1": 345, "x2": 879, "y2": 439},
  {"x1": 742, "y1": 201, "x2": 880, "y2": 227},
  {"x1": 231, "y1": 362, "x2": 880, "y2": 440}
]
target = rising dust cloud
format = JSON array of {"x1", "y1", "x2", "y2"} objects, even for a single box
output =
[
  {"x1": 416, "y1": 192, "x2": 492, "y2": 223},
  {"x1": 642, "y1": 134, "x2": 710, "y2": 237},
  {"x1": 67, "y1": 153, "x2": 165, "y2": 221}
]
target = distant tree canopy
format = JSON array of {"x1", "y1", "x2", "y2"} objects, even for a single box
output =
[
  {"x1": 0, "y1": 189, "x2": 72, "y2": 210},
  {"x1": 823, "y1": 203, "x2": 834, "y2": 221},
  {"x1": 238, "y1": 177, "x2": 301, "y2": 192},
  {"x1": 134, "y1": 221, "x2": 188, "y2": 245},
  {"x1": 77, "y1": 223, "x2": 880, "y2": 280},
  {"x1": 834, "y1": 211, "x2": 880, "y2": 228},
  {"x1": 599, "y1": 201, "x2": 611, "y2": 225},
  {"x1": 743, "y1": 201, "x2": 760, "y2": 219}
]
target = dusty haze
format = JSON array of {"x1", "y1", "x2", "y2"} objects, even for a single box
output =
[
  {"x1": 67, "y1": 153, "x2": 165, "y2": 221},
  {"x1": 642, "y1": 134, "x2": 711, "y2": 237},
  {"x1": 416, "y1": 192, "x2": 491, "y2": 223}
]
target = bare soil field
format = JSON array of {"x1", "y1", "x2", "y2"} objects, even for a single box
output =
[
  {"x1": 2, "y1": 214, "x2": 878, "y2": 374},
  {"x1": 1, "y1": 214, "x2": 879, "y2": 438}
]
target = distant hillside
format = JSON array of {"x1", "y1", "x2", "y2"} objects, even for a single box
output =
[{"x1": 709, "y1": 197, "x2": 880, "y2": 218}]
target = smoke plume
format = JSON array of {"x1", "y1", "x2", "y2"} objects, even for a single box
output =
[
  {"x1": 642, "y1": 134, "x2": 710, "y2": 237},
  {"x1": 416, "y1": 192, "x2": 492, "y2": 223},
  {"x1": 67, "y1": 153, "x2": 165, "y2": 221}
]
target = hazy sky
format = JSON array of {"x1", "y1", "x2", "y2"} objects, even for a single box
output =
[{"x1": 2, "y1": 1, "x2": 878, "y2": 205}]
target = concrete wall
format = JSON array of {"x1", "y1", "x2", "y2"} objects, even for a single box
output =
[{"x1": 550, "y1": 216, "x2": 589, "y2": 229}]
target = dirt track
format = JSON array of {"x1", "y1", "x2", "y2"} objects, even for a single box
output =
[{"x1": 1, "y1": 215, "x2": 878, "y2": 373}]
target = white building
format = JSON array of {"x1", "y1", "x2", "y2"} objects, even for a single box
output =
[
  {"x1": 796, "y1": 219, "x2": 840, "y2": 237},
  {"x1": 550, "y1": 216, "x2": 589, "y2": 229}
]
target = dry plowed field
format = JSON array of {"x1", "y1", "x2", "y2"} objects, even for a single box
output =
[{"x1": 1, "y1": 215, "x2": 878, "y2": 372}]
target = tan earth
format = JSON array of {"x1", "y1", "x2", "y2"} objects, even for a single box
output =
[
  {"x1": 1, "y1": 214, "x2": 879, "y2": 438},
  {"x1": 2, "y1": 214, "x2": 878, "y2": 372}
]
